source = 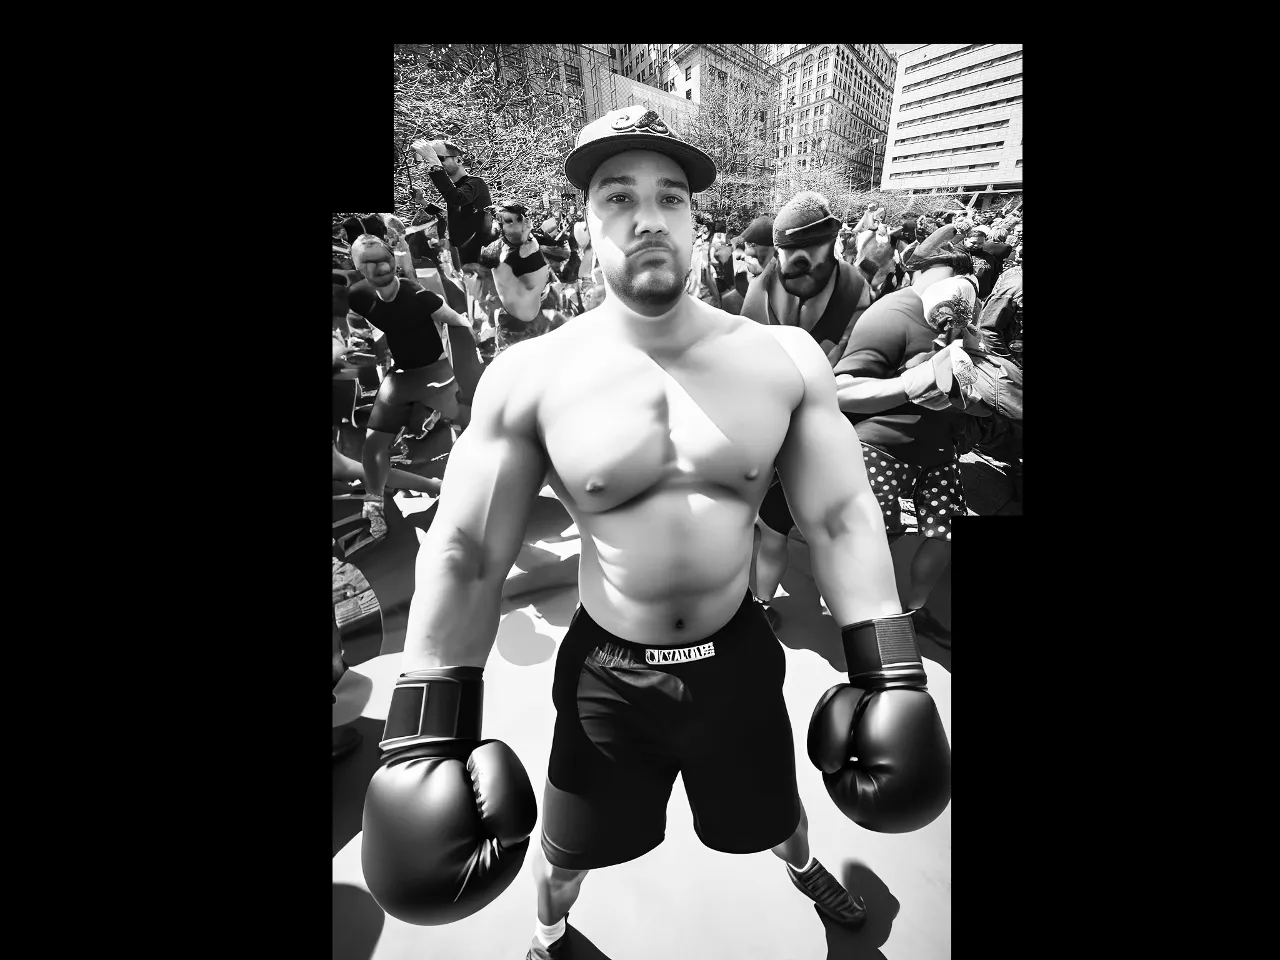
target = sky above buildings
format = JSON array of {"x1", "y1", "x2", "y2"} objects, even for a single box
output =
[{"x1": 882, "y1": 44, "x2": 925, "y2": 55}]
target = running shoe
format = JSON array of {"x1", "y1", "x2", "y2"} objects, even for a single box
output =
[
  {"x1": 787, "y1": 859, "x2": 867, "y2": 927},
  {"x1": 524, "y1": 916, "x2": 573, "y2": 959},
  {"x1": 362, "y1": 497, "x2": 387, "y2": 539}
]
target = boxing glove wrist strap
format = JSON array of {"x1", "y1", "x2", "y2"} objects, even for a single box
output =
[
  {"x1": 379, "y1": 666, "x2": 484, "y2": 752},
  {"x1": 840, "y1": 612, "x2": 927, "y2": 689}
]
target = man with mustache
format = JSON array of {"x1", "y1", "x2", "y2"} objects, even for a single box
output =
[
  {"x1": 358, "y1": 106, "x2": 950, "y2": 955},
  {"x1": 739, "y1": 192, "x2": 880, "y2": 626}
]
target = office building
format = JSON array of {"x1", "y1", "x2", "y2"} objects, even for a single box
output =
[
  {"x1": 880, "y1": 43, "x2": 1022, "y2": 208},
  {"x1": 765, "y1": 43, "x2": 898, "y2": 190}
]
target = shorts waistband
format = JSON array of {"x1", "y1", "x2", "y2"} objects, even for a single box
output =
[{"x1": 582, "y1": 590, "x2": 757, "y2": 668}]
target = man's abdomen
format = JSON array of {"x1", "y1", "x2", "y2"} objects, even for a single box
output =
[{"x1": 575, "y1": 489, "x2": 756, "y2": 645}]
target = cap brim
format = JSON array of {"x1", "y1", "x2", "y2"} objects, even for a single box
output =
[{"x1": 565, "y1": 135, "x2": 716, "y2": 193}]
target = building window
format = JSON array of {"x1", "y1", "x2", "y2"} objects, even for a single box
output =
[
  {"x1": 609, "y1": 47, "x2": 616, "y2": 59},
  {"x1": 686, "y1": 89, "x2": 693, "y2": 99},
  {"x1": 685, "y1": 65, "x2": 693, "y2": 81}
]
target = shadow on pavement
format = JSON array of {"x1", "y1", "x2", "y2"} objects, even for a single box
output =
[
  {"x1": 813, "y1": 860, "x2": 900, "y2": 960},
  {"x1": 769, "y1": 535, "x2": 951, "y2": 675},
  {"x1": 333, "y1": 883, "x2": 385, "y2": 960},
  {"x1": 332, "y1": 715, "x2": 388, "y2": 858}
]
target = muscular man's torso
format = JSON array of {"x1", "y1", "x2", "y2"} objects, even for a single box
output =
[
  {"x1": 485, "y1": 240, "x2": 548, "y2": 322},
  {"x1": 516, "y1": 301, "x2": 804, "y2": 644}
]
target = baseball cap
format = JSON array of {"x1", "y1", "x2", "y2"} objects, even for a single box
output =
[
  {"x1": 735, "y1": 215, "x2": 775, "y2": 246},
  {"x1": 565, "y1": 106, "x2": 716, "y2": 193},
  {"x1": 773, "y1": 192, "x2": 842, "y2": 249},
  {"x1": 429, "y1": 139, "x2": 465, "y2": 158}
]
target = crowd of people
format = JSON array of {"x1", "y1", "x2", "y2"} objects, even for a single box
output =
[{"x1": 332, "y1": 102, "x2": 1012, "y2": 958}]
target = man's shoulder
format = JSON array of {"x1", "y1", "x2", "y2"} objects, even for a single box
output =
[{"x1": 863, "y1": 288, "x2": 922, "y2": 322}]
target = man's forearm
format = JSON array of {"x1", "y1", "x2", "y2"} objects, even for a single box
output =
[
  {"x1": 836, "y1": 374, "x2": 910, "y2": 414},
  {"x1": 807, "y1": 492, "x2": 904, "y2": 626},
  {"x1": 403, "y1": 537, "x2": 505, "y2": 671}
]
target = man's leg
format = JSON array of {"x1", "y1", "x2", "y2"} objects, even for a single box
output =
[
  {"x1": 531, "y1": 845, "x2": 589, "y2": 927},
  {"x1": 360, "y1": 429, "x2": 396, "y2": 503},
  {"x1": 753, "y1": 476, "x2": 794, "y2": 609},
  {"x1": 902, "y1": 537, "x2": 952, "y2": 611},
  {"x1": 769, "y1": 800, "x2": 810, "y2": 869},
  {"x1": 332, "y1": 446, "x2": 440, "y2": 494},
  {"x1": 754, "y1": 523, "x2": 790, "y2": 603}
]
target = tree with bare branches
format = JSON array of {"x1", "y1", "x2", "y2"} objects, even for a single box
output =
[
  {"x1": 393, "y1": 44, "x2": 580, "y2": 217},
  {"x1": 676, "y1": 78, "x2": 776, "y2": 234}
]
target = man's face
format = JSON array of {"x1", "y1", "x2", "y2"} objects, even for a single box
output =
[
  {"x1": 777, "y1": 239, "x2": 838, "y2": 300},
  {"x1": 587, "y1": 150, "x2": 693, "y2": 315},
  {"x1": 745, "y1": 242, "x2": 775, "y2": 267},
  {"x1": 440, "y1": 153, "x2": 461, "y2": 177},
  {"x1": 351, "y1": 237, "x2": 397, "y2": 289},
  {"x1": 500, "y1": 212, "x2": 530, "y2": 245}
]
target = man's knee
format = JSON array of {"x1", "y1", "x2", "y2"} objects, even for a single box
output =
[
  {"x1": 363, "y1": 428, "x2": 395, "y2": 449},
  {"x1": 758, "y1": 523, "x2": 789, "y2": 556},
  {"x1": 533, "y1": 847, "x2": 587, "y2": 887}
]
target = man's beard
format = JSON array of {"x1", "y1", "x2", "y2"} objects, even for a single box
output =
[
  {"x1": 603, "y1": 251, "x2": 686, "y2": 312},
  {"x1": 780, "y1": 255, "x2": 837, "y2": 302}
]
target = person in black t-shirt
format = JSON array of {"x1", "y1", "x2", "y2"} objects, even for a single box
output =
[
  {"x1": 832, "y1": 225, "x2": 975, "y2": 620},
  {"x1": 971, "y1": 228, "x2": 1014, "y2": 301},
  {"x1": 412, "y1": 138, "x2": 494, "y2": 269},
  {"x1": 346, "y1": 234, "x2": 475, "y2": 541}
]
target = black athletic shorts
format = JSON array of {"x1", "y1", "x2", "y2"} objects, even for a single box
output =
[
  {"x1": 541, "y1": 590, "x2": 802, "y2": 871},
  {"x1": 757, "y1": 471, "x2": 794, "y2": 536},
  {"x1": 365, "y1": 357, "x2": 459, "y2": 434}
]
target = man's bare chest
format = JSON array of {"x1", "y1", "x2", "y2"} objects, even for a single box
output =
[{"x1": 539, "y1": 344, "x2": 798, "y2": 513}]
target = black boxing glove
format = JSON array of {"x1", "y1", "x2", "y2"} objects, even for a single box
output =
[
  {"x1": 807, "y1": 612, "x2": 951, "y2": 833},
  {"x1": 361, "y1": 667, "x2": 537, "y2": 925}
]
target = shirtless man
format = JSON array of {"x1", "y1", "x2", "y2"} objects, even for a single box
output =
[
  {"x1": 476, "y1": 202, "x2": 559, "y2": 352},
  {"x1": 359, "y1": 107, "x2": 951, "y2": 953}
]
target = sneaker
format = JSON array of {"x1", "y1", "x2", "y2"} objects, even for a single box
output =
[
  {"x1": 362, "y1": 498, "x2": 387, "y2": 539},
  {"x1": 524, "y1": 916, "x2": 572, "y2": 959},
  {"x1": 786, "y1": 859, "x2": 867, "y2": 928}
]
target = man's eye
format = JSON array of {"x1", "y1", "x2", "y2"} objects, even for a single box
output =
[
  {"x1": 607, "y1": 194, "x2": 630, "y2": 203},
  {"x1": 663, "y1": 196, "x2": 686, "y2": 205}
]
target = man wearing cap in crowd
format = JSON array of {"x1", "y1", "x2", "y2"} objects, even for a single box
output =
[
  {"x1": 831, "y1": 223, "x2": 976, "y2": 623},
  {"x1": 412, "y1": 137, "x2": 494, "y2": 269},
  {"x1": 739, "y1": 191, "x2": 880, "y2": 625},
  {"x1": 736, "y1": 215, "x2": 776, "y2": 281},
  {"x1": 358, "y1": 104, "x2": 952, "y2": 958}
]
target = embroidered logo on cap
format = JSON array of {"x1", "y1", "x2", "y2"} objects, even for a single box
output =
[
  {"x1": 611, "y1": 109, "x2": 669, "y2": 136},
  {"x1": 645, "y1": 641, "x2": 715, "y2": 665}
]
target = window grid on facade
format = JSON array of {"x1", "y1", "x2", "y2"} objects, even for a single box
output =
[
  {"x1": 894, "y1": 118, "x2": 1010, "y2": 146},
  {"x1": 901, "y1": 51, "x2": 1023, "y2": 94},
  {"x1": 904, "y1": 43, "x2": 994, "y2": 75},
  {"x1": 900, "y1": 74, "x2": 1022, "y2": 111},
  {"x1": 896, "y1": 94, "x2": 1023, "y2": 129},
  {"x1": 888, "y1": 161, "x2": 999, "y2": 179},
  {"x1": 891, "y1": 140, "x2": 1005, "y2": 163}
]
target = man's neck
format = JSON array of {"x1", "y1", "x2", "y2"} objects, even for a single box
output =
[
  {"x1": 773, "y1": 263, "x2": 839, "y2": 328},
  {"x1": 448, "y1": 166, "x2": 466, "y2": 184},
  {"x1": 374, "y1": 277, "x2": 401, "y2": 302},
  {"x1": 599, "y1": 288, "x2": 705, "y2": 358}
]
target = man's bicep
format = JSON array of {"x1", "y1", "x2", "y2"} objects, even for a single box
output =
[
  {"x1": 774, "y1": 336, "x2": 873, "y2": 536},
  {"x1": 428, "y1": 356, "x2": 547, "y2": 579}
]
